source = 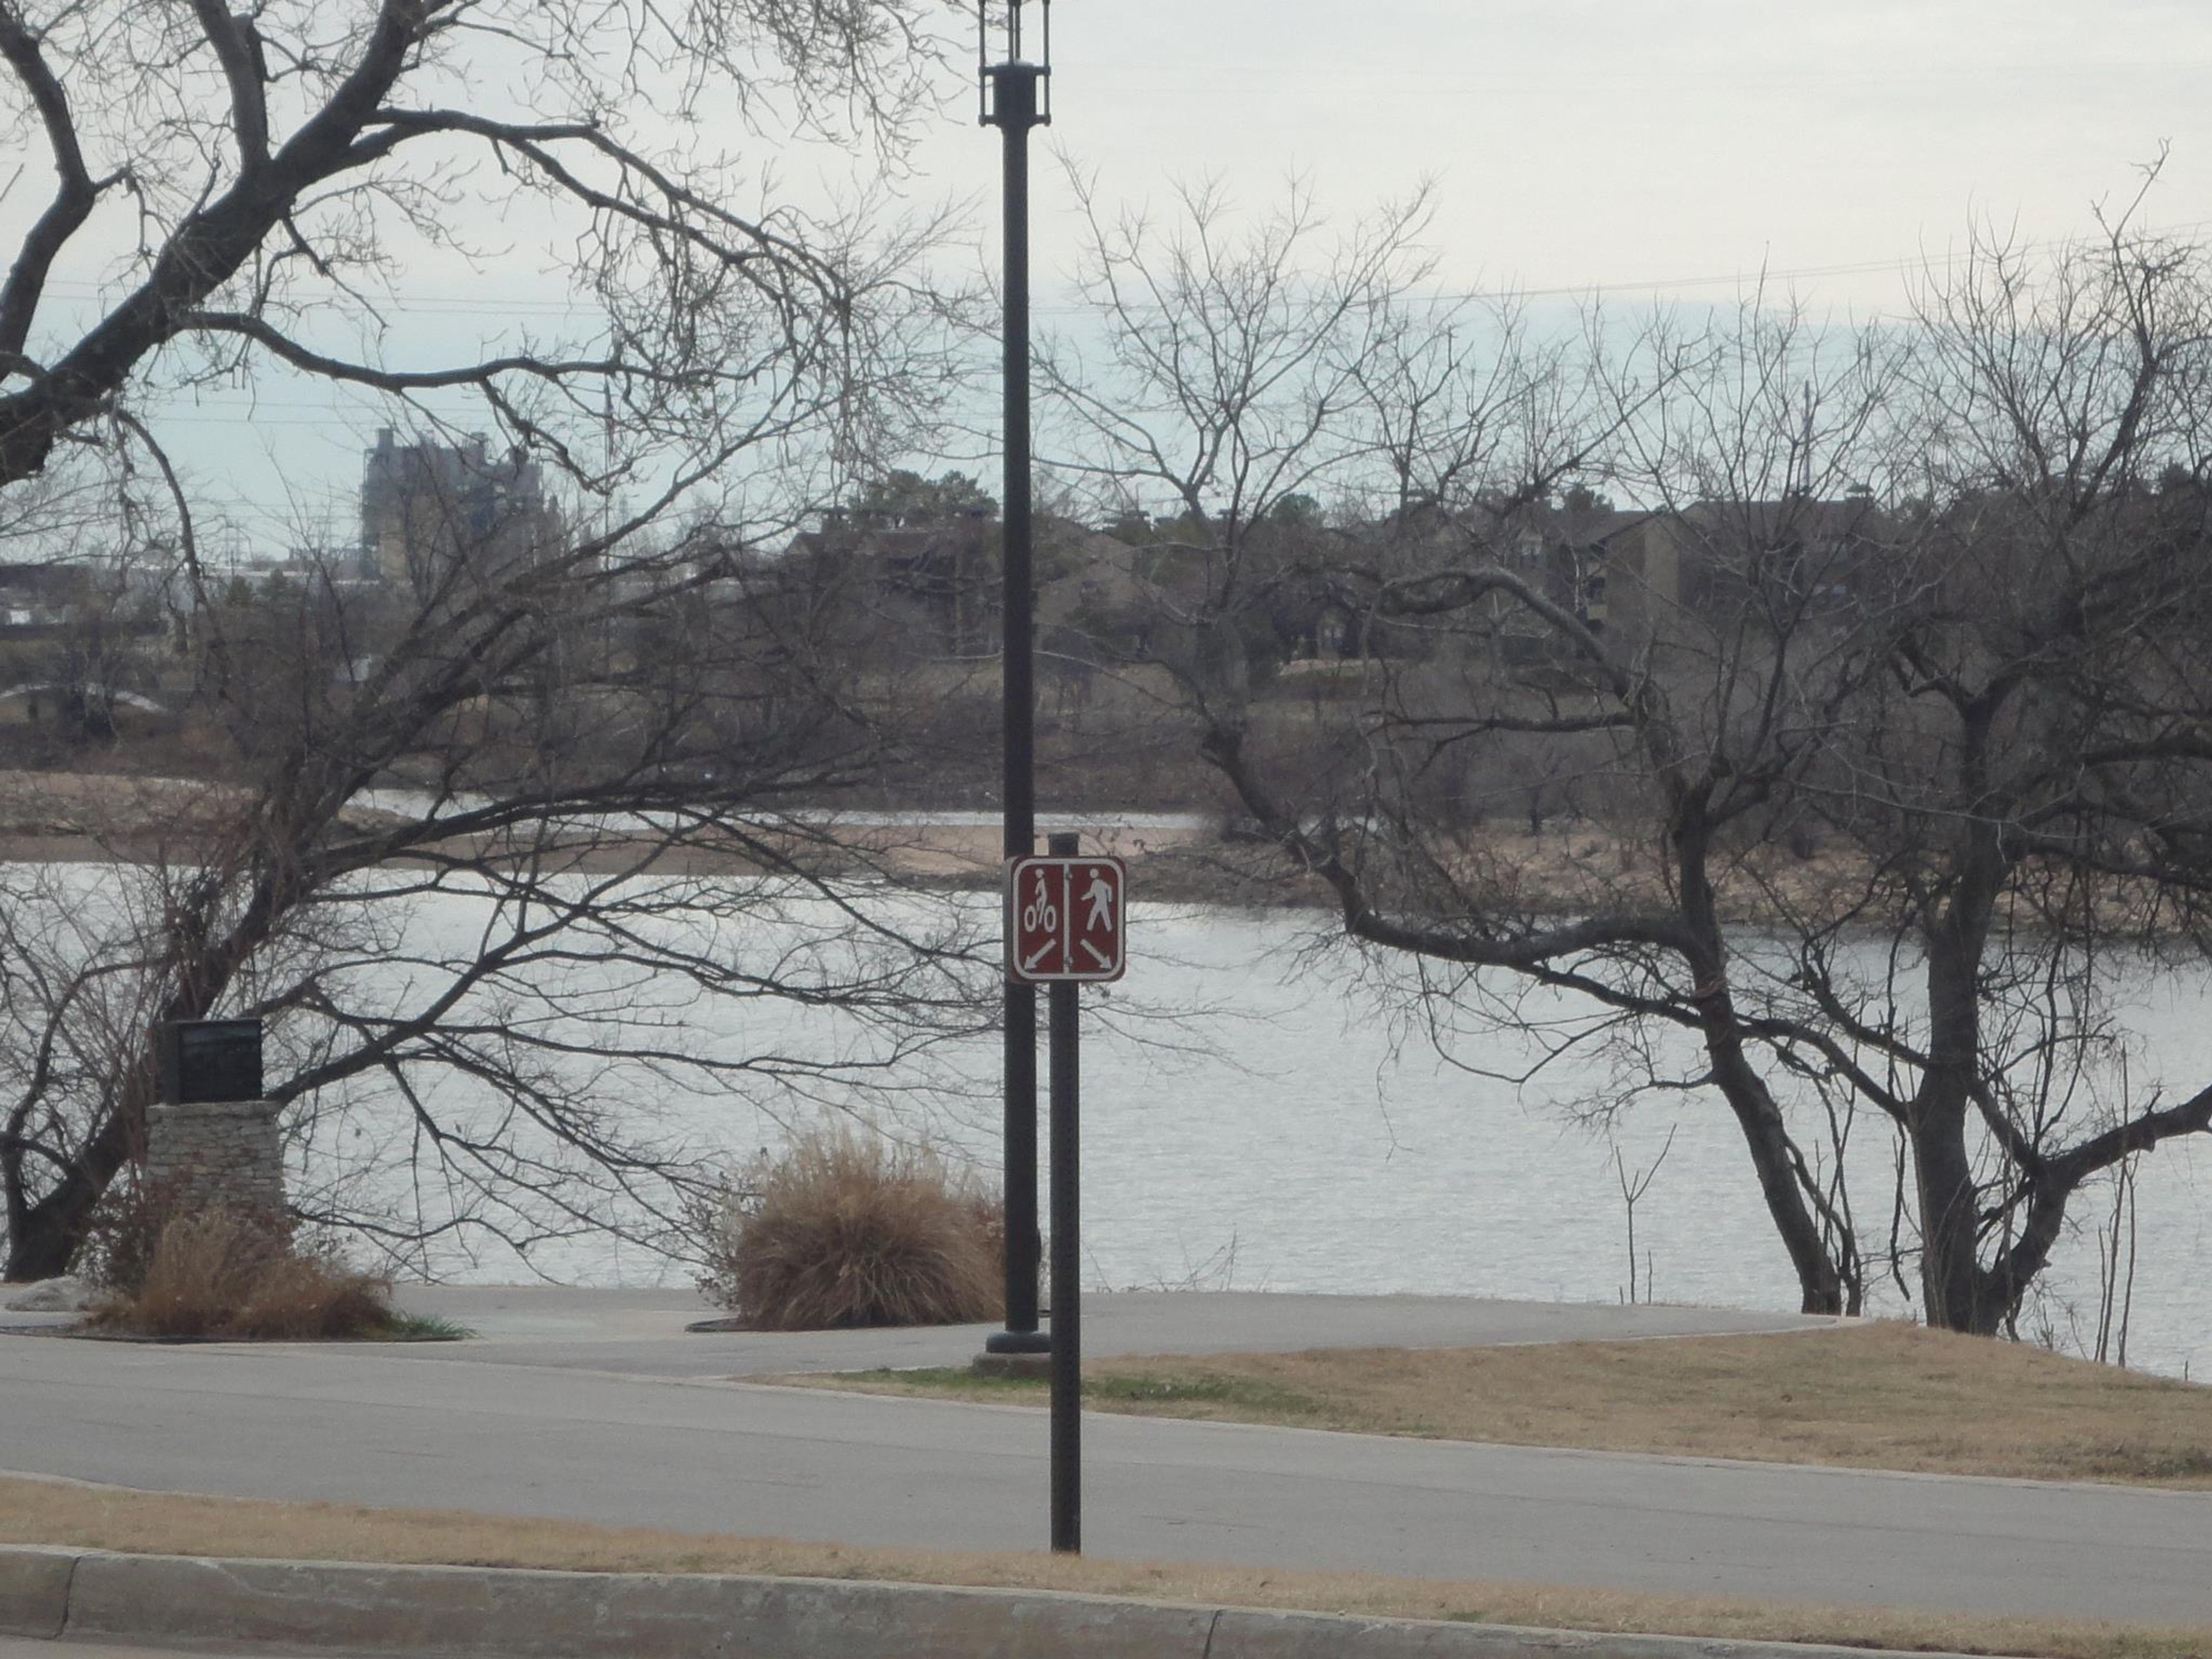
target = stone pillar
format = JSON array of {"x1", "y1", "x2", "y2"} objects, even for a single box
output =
[{"x1": 143, "y1": 1099, "x2": 287, "y2": 1225}]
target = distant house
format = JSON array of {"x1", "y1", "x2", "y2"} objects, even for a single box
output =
[
  {"x1": 1526, "y1": 503, "x2": 1671, "y2": 635},
  {"x1": 1036, "y1": 522, "x2": 1160, "y2": 652},
  {"x1": 1671, "y1": 493, "x2": 1889, "y2": 617},
  {"x1": 0, "y1": 562, "x2": 92, "y2": 637},
  {"x1": 1516, "y1": 491, "x2": 1890, "y2": 639},
  {"x1": 781, "y1": 471, "x2": 1005, "y2": 659}
]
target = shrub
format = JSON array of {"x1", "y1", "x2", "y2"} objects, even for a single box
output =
[
  {"x1": 73, "y1": 1173, "x2": 174, "y2": 1296},
  {"x1": 89, "y1": 1209, "x2": 398, "y2": 1340},
  {"x1": 698, "y1": 1125, "x2": 1003, "y2": 1330}
]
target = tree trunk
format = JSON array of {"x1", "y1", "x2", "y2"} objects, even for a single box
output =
[
  {"x1": 4, "y1": 1101, "x2": 135, "y2": 1280},
  {"x1": 1695, "y1": 974, "x2": 1851, "y2": 1315},
  {"x1": 6, "y1": 1207, "x2": 85, "y2": 1282},
  {"x1": 1908, "y1": 1104, "x2": 2001, "y2": 1332},
  {"x1": 1912, "y1": 849, "x2": 2013, "y2": 1331},
  {"x1": 4, "y1": 888, "x2": 235, "y2": 1281},
  {"x1": 1672, "y1": 806, "x2": 1851, "y2": 1316}
]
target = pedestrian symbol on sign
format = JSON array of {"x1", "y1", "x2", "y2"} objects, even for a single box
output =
[{"x1": 1082, "y1": 869, "x2": 1115, "y2": 933}]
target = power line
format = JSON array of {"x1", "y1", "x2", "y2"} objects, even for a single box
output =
[
  {"x1": 1075, "y1": 63, "x2": 2210, "y2": 96},
  {"x1": 32, "y1": 218, "x2": 2208, "y2": 326}
]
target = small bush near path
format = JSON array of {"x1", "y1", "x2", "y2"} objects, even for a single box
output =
[
  {"x1": 697, "y1": 1126, "x2": 1002, "y2": 1330},
  {"x1": 86, "y1": 1210, "x2": 447, "y2": 1342}
]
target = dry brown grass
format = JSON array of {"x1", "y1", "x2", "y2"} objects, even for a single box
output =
[
  {"x1": 698, "y1": 1126, "x2": 1002, "y2": 1330},
  {"x1": 781, "y1": 1321, "x2": 2212, "y2": 1488},
  {"x1": 89, "y1": 1210, "x2": 397, "y2": 1341},
  {"x1": 0, "y1": 1473, "x2": 2200, "y2": 1659}
]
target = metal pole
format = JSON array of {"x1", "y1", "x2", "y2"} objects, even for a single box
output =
[
  {"x1": 1046, "y1": 828, "x2": 1082, "y2": 1553},
  {"x1": 985, "y1": 58, "x2": 1050, "y2": 1359}
]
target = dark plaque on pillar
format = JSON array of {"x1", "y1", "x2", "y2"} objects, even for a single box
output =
[{"x1": 157, "y1": 1019, "x2": 264, "y2": 1105}]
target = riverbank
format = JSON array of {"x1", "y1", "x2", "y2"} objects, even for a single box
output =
[{"x1": 0, "y1": 766, "x2": 1859, "y2": 919}]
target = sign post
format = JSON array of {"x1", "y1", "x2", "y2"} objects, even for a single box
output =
[{"x1": 1006, "y1": 833, "x2": 1125, "y2": 1552}]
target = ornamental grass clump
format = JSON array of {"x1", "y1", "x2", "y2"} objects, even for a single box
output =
[
  {"x1": 89, "y1": 1209, "x2": 397, "y2": 1340},
  {"x1": 699, "y1": 1126, "x2": 1003, "y2": 1330}
]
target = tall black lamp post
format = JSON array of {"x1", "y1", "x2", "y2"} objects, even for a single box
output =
[{"x1": 982, "y1": 0, "x2": 1054, "y2": 1362}]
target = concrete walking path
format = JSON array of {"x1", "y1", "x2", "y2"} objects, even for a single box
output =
[{"x1": 377, "y1": 1285, "x2": 1839, "y2": 1378}]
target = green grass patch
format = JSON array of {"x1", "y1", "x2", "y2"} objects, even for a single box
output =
[
  {"x1": 812, "y1": 1365, "x2": 1358, "y2": 1427},
  {"x1": 868, "y1": 1366, "x2": 1042, "y2": 1393},
  {"x1": 378, "y1": 1311, "x2": 472, "y2": 1342}
]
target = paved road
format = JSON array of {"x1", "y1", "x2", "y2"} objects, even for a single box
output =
[{"x1": 4, "y1": 1295, "x2": 2210, "y2": 1626}]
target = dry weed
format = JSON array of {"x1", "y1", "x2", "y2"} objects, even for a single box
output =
[
  {"x1": 90, "y1": 1209, "x2": 396, "y2": 1340},
  {"x1": 699, "y1": 1125, "x2": 1001, "y2": 1330}
]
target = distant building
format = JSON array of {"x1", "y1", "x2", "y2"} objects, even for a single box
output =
[
  {"x1": 360, "y1": 429, "x2": 565, "y2": 596},
  {"x1": 1517, "y1": 502, "x2": 1668, "y2": 636},
  {"x1": 782, "y1": 503, "x2": 1164, "y2": 663},
  {"x1": 784, "y1": 482, "x2": 1002, "y2": 658},
  {"x1": 1514, "y1": 491, "x2": 1890, "y2": 639}
]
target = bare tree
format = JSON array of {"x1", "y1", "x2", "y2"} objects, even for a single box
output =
[
  {"x1": 1, "y1": 499, "x2": 1007, "y2": 1279},
  {"x1": 1038, "y1": 177, "x2": 1874, "y2": 1315},
  {"x1": 0, "y1": 2, "x2": 990, "y2": 1279},
  {"x1": 1773, "y1": 192, "x2": 2212, "y2": 1332},
  {"x1": 1048, "y1": 170, "x2": 2212, "y2": 1331},
  {"x1": 0, "y1": 2, "x2": 955, "y2": 486}
]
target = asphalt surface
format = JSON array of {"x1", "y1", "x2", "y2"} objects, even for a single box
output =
[{"x1": 3, "y1": 1290, "x2": 2209, "y2": 1626}]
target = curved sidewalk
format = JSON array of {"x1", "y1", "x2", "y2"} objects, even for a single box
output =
[{"x1": 377, "y1": 1285, "x2": 1839, "y2": 1377}]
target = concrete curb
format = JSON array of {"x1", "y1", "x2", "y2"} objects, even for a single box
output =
[
  {"x1": 0, "y1": 1547, "x2": 73, "y2": 1639},
  {"x1": 0, "y1": 1546, "x2": 2007, "y2": 1659}
]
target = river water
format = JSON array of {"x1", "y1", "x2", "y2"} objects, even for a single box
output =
[
  {"x1": 315, "y1": 877, "x2": 2212, "y2": 1379},
  {"x1": 12, "y1": 859, "x2": 2210, "y2": 1375},
  {"x1": 1016, "y1": 903, "x2": 2212, "y2": 1380}
]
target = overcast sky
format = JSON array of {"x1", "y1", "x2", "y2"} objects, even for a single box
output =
[
  {"x1": 975, "y1": 0, "x2": 2212, "y2": 309},
  {"x1": 20, "y1": 0, "x2": 2212, "y2": 553}
]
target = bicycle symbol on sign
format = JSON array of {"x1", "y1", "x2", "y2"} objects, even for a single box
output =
[{"x1": 1020, "y1": 869, "x2": 1060, "y2": 972}]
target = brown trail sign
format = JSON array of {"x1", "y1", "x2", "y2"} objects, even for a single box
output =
[{"x1": 1006, "y1": 855, "x2": 1127, "y2": 984}]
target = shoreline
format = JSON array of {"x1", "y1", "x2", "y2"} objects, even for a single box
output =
[{"x1": 0, "y1": 766, "x2": 2046, "y2": 929}]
